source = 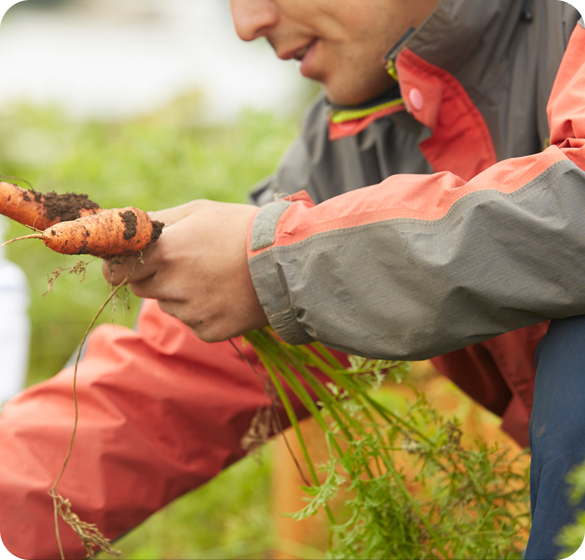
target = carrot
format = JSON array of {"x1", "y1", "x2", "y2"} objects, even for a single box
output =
[
  {"x1": 0, "y1": 181, "x2": 102, "y2": 230},
  {"x1": 6, "y1": 207, "x2": 164, "y2": 258}
]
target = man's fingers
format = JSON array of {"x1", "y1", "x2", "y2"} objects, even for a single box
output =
[
  {"x1": 100, "y1": 199, "x2": 266, "y2": 341},
  {"x1": 149, "y1": 200, "x2": 202, "y2": 226},
  {"x1": 102, "y1": 244, "x2": 159, "y2": 286},
  {"x1": 157, "y1": 299, "x2": 190, "y2": 324},
  {"x1": 156, "y1": 300, "x2": 217, "y2": 342},
  {"x1": 101, "y1": 256, "x2": 143, "y2": 286},
  {"x1": 127, "y1": 272, "x2": 182, "y2": 301}
]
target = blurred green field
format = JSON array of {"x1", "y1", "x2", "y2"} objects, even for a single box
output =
[
  {"x1": 0, "y1": 94, "x2": 303, "y2": 559},
  {"x1": 0, "y1": 94, "x2": 300, "y2": 385}
]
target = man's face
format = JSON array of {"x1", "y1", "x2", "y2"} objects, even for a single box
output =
[{"x1": 230, "y1": 0, "x2": 439, "y2": 106}]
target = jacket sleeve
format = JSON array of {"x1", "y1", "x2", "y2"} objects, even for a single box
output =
[
  {"x1": 247, "y1": 19, "x2": 585, "y2": 361},
  {"x1": 0, "y1": 299, "x2": 317, "y2": 560}
]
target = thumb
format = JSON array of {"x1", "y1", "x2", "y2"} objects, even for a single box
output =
[{"x1": 148, "y1": 200, "x2": 203, "y2": 226}]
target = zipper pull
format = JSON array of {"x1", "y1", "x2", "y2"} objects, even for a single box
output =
[{"x1": 386, "y1": 58, "x2": 398, "y2": 81}]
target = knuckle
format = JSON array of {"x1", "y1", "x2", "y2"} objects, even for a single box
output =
[
  {"x1": 101, "y1": 260, "x2": 111, "y2": 281},
  {"x1": 190, "y1": 322, "x2": 226, "y2": 344},
  {"x1": 158, "y1": 299, "x2": 180, "y2": 321},
  {"x1": 192, "y1": 330, "x2": 219, "y2": 344},
  {"x1": 128, "y1": 283, "x2": 145, "y2": 298},
  {"x1": 150, "y1": 243, "x2": 170, "y2": 267},
  {"x1": 189, "y1": 199, "x2": 214, "y2": 215}
]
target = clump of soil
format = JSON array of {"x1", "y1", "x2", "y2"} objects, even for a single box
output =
[
  {"x1": 119, "y1": 209, "x2": 138, "y2": 240},
  {"x1": 150, "y1": 220, "x2": 164, "y2": 244},
  {"x1": 118, "y1": 210, "x2": 163, "y2": 246},
  {"x1": 38, "y1": 190, "x2": 101, "y2": 222}
]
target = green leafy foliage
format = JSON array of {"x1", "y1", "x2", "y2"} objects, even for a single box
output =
[
  {"x1": 246, "y1": 329, "x2": 530, "y2": 559},
  {"x1": 557, "y1": 462, "x2": 585, "y2": 558}
]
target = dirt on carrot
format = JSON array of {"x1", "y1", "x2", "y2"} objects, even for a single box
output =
[
  {"x1": 40, "y1": 191, "x2": 101, "y2": 223},
  {"x1": 119, "y1": 209, "x2": 138, "y2": 240},
  {"x1": 0, "y1": 181, "x2": 103, "y2": 230},
  {"x1": 151, "y1": 219, "x2": 164, "y2": 243}
]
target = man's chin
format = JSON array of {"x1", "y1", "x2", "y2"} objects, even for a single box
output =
[
  {"x1": 322, "y1": 76, "x2": 397, "y2": 107},
  {"x1": 325, "y1": 89, "x2": 389, "y2": 107},
  {"x1": 325, "y1": 89, "x2": 365, "y2": 107}
]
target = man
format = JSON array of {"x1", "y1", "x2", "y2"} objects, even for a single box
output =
[{"x1": 1, "y1": 0, "x2": 584, "y2": 558}]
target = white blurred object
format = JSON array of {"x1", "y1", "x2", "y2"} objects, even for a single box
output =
[
  {"x1": 0, "y1": 216, "x2": 30, "y2": 405},
  {"x1": 0, "y1": 0, "x2": 306, "y2": 124},
  {"x1": 0, "y1": 533, "x2": 19, "y2": 560}
]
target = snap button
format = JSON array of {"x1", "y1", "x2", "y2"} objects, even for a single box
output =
[{"x1": 409, "y1": 88, "x2": 424, "y2": 111}]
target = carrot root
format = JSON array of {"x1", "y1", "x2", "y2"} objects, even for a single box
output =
[{"x1": 0, "y1": 234, "x2": 43, "y2": 247}]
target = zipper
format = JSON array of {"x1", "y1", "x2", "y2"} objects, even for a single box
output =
[{"x1": 384, "y1": 27, "x2": 416, "y2": 81}]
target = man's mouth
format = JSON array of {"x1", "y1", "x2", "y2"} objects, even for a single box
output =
[
  {"x1": 275, "y1": 39, "x2": 319, "y2": 79},
  {"x1": 277, "y1": 39, "x2": 317, "y2": 62},
  {"x1": 294, "y1": 40, "x2": 316, "y2": 61}
]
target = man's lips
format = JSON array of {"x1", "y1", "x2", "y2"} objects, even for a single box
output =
[
  {"x1": 278, "y1": 39, "x2": 317, "y2": 62},
  {"x1": 275, "y1": 39, "x2": 320, "y2": 80},
  {"x1": 294, "y1": 40, "x2": 317, "y2": 61}
]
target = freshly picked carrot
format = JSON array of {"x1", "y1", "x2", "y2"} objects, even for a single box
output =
[
  {"x1": 0, "y1": 181, "x2": 103, "y2": 230},
  {"x1": 0, "y1": 181, "x2": 163, "y2": 257},
  {"x1": 6, "y1": 207, "x2": 164, "y2": 258}
]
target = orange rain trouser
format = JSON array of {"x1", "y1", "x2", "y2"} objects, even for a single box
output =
[{"x1": 0, "y1": 299, "x2": 319, "y2": 560}]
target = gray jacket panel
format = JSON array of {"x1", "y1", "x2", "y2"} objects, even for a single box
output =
[{"x1": 250, "y1": 160, "x2": 585, "y2": 359}]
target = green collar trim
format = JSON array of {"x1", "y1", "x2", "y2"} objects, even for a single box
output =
[
  {"x1": 330, "y1": 98, "x2": 404, "y2": 124},
  {"x1": 386, "y1": 58, "x2": 398, "y2": 81}
]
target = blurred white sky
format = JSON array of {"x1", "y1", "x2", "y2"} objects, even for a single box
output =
[{"x1": 0, "y1": 0, "x2": 309, "y2": 122}]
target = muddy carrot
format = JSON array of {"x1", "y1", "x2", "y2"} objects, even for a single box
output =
[
  {"x1": 0, "y1": 181, "x2": 103, "y2": 230},
  {"x1": 6, "y1": 207, "x2": 164, "y2": 258}
]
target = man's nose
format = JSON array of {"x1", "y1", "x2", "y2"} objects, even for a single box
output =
[{"x1": 230, "y1": 0, "x2": 279, "y2": 42}]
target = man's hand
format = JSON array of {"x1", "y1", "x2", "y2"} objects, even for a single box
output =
[{"x1": 102, "y1": 200, "x2": 270, "y2": 342}]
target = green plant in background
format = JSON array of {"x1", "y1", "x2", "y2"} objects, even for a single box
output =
[
  {"x1": 245, "y1": 329, "x2": 530, "y2": 559},
  {"x1": 557, "y1": 462, "x2": 585, "y2": 558},
  {"x1": 101, "y1": 447, "x2": 274, "y2": 560}
]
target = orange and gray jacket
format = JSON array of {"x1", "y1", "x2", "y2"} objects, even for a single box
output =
[
  {"x1": 1, "y1": 2, "x2": 585, "y2": 558},
  {"x1": 248, "y1": 0, "x2": 585, "y2": 440}
]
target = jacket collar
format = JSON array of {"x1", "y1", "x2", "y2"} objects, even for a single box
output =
[
  {"x1": 327, "y1": 0, "x2": 529, "y2": 139},
  {"x1": 329, "y1": 0, "x2": 528, "y2": 114},
  {"x1": 387, "y1": 0, "x2": 529, "y2": 85}
]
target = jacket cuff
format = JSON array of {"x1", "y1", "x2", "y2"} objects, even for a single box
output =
[{"x1": 247, "y1": 193, "x2": 315, "y2": 346}]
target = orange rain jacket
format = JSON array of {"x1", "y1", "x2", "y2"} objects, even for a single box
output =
[{"x1": 1, "y1": 1, "x2": 585, "y2": 558}]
